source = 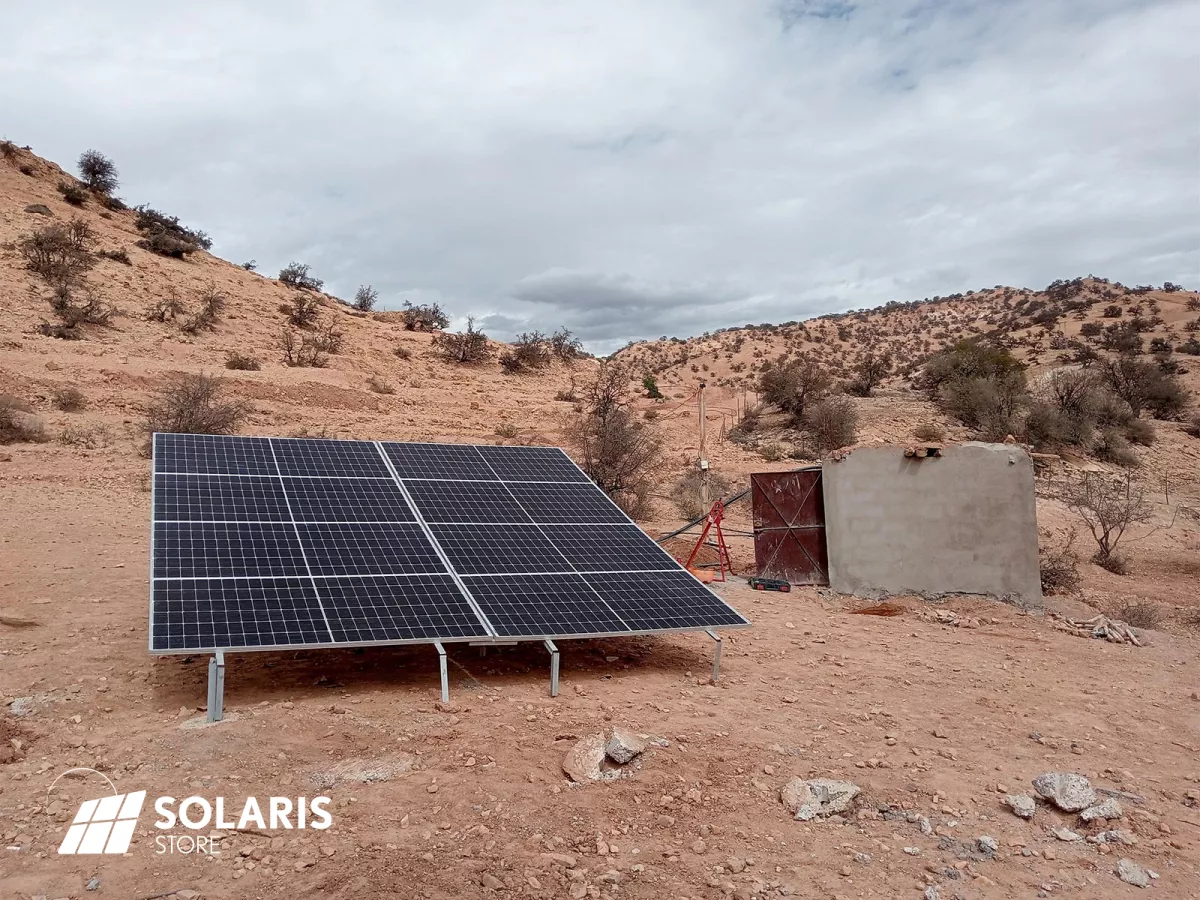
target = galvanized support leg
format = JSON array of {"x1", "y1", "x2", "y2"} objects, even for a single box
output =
[
  {"x1": 434, "y1": 642, "x2": 449, "y2": 704},
  {"x1": 206, "y1": 651, "x2": 225, "y2": 723},
  {"x1": 544, "y1": 640, "x2": 560, "y2": 697},
  {"x1": 706, "y1": 630, "x2": 722, "y2": 683}
]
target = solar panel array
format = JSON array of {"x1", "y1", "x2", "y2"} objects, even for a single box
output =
[{"x1": 150, "y1": 434, "x2": 749, "y2": 653}]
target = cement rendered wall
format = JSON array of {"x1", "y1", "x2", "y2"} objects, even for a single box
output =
[{"x1": 822, "y1": 443, "x2": 1042, "y2": 606}]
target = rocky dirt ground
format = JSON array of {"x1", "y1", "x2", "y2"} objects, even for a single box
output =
[{"x1": 2, "y1": 473, "x2": 1199, "y2": 899}]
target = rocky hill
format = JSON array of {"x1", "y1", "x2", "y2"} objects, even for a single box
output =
[{"x1": 1, "y1": 141, "x2": 1197, "y2": 595}]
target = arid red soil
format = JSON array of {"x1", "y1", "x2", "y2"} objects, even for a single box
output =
[{"x1": 3, "y1": 144, "x2": 1200, "y2": 898}]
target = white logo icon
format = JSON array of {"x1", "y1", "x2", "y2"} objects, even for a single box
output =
[{"x1": 58, "y1": 791, "x2": 147, "y2": 855}]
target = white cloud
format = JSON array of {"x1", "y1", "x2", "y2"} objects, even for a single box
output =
[{"x1": 2, "y1": 0, "x2": 1196, "y2": 352}]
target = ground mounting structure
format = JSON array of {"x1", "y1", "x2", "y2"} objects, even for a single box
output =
[{"x1": 149, "y1": 435, "x2": 749, "y2": 719}]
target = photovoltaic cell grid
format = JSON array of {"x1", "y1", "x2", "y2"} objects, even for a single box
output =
[{"x1": 150, "y1": 433, "x2": 748, "y2": 652}]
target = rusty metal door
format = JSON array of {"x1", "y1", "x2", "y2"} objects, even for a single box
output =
[{"x1": 751, "y1": 469, "x2": 828, "y2": 585}]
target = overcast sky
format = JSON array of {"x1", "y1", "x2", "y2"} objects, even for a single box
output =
[{"x1": 4, "y1": 1, "x2": 1197, "y2": 353}]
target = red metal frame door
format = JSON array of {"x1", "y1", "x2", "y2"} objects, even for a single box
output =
[{"x1": 751, "y1": 469, "x2": 829, "y2": 585}]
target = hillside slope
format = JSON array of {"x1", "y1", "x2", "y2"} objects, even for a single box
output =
[{"x1": 1, "y1": 142, "x2": 1197, "y2": 604}]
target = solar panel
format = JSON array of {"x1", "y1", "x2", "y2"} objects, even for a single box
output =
[
  {"x1": 149, "y1": 434, "x2": 748, "y2": 655},
  {"x1": 272, "y1": 437, "x2": 394, "y2": 478},
  {"x1": 547, "y1": 524, "x2": 682, "y2": 571},
  {"x1": 475, "y1": 445, "x2": 590, "y2": 482},
  {"x1": 153, "y1": 474, "x2": 290, "y2": 522},
  {"x1": 283, "y1": 477, "x2": 415, "y2": 523},
  {"x1": 297, "y1": 522, "x2": 448, "y2": 576},
  {"x1": 429, "y1": 523, "x2": 571, "y2": 575},
  {"x1": 152, "y1": 578, "x2": 329, "y2": 650},
  {"x1": 320, "y1": 575, "x2": 490, "y2": 642},
  {"x1": 153, "y1": 521, "x2": 308, "y2": 579},
  {"x1": 381, "y1": 442, "x2": 497, "y2": 480},
  {"x1": 504, "y1": 481, "x2": 629, "y2": 523},
  {"x1": 155, "y1": 433, "x2": 276, "y2": 475},
  {"x1": 462, "y1": 573, "x2": 630, "y2": 637},
  {"x1": 584, "y1": 570, "x2": 750, "y2": 631},
  {"x1": 404, "y1": 480, "x2": 532, "y2": 524}
]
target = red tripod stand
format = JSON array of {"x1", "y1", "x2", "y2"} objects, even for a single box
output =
[{"x1": 682, "y1": 500, "x2": 735, "y2": 582}]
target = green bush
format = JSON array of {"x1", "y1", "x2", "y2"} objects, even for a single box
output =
[{"x1": 77, "y1": 150, "x2": 119, "y2": 194}]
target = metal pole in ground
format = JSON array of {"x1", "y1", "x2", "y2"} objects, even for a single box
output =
[
  {"x1": 207, "y1": 651, "x2": 226, "y2": 723},
  {"x1": 706, "y1": 630, "x2": 722, "y2": 683},
  {"x1": 434, "y1": 642, "x2": 449, "y2": 704},
  {"x1": 544, "y1": 640, "x2": 560, "y2": 697}
]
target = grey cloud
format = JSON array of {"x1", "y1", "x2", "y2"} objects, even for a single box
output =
[{"x1": 1, "y1": 0, "x2": 1195, "y2": 355}]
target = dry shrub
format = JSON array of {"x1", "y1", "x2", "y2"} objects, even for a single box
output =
[
  {"x1": 1039, "y1": 528, "x2": 1080, "y2": 594},
  {"x1": 144, "y1": 373, "x2": 248, "y2": 437},
  {"x1": 96, "y1": 248, "x2": 131, "y2": 265},
  {"x1": 801, "y1": 395, "x2": 858, "y2": 456},
  {"x1": 394, "y1": 346, "x2": 413, "y2": 361},
  {"x1": 286, "y1": 292, "x2": 321, "y2": 328},
  {"x1": 759, "y1": 356, "x2": 831, "y2": 422},
  {"x1": 500, "y1": 331, "x2": 552, "y2": 374},
  {"x1": 671, "y1": 469, "x2": 734, "y2": 519},
  {"x1": 1118, "y1": 600, "x2": 1161, "y2": 628},
  {"x1": 58, "y1": 423, "x2": 111, "y2": 449},
  {"x1": 19, "y1": 219, "x2": 96, "y2": 282},
  {"x1": 401, "y1": 300, "x2": 448, "y2": 331},
  {"x1": 433, "y1": 317, "x2": 491, "y2": 364},
  {"x1": 567, "y1": 361, "x2": 661, "y2": 519},
  {"x1": 147, "y1": 290, "x2": 185, "y2": 323},
  {"x1": 56, "y1": 180, "x2": 88, "y2": 206},
  {"x1": 367, "y1": 376, "x2": 395, "y2": 394},
  {"x1": 48, "y1": 283, "x2": 113, "y2": 329},
  {"x1": 913, "y1": 422, "x2": 945, "y2": 442},
  {"x1": 224, "y1": 351, "x2": 261, "y2": 371},
  {"x1": 758, "y1": 442, "x2": 786, "y2": 461},
  {"x1": 134, "y1": 206, "x2": 211, "y2": 257},
  {"x1": 353, "y1": 285, "x2": 378, "y2": 312},
  {"x1": 312, "y1": 319, "x2": 344, "y2": 355},
  {"x1": 53, "y1": 387, "x2": 86, "y2": 411},
  {"x1": 278, "y1": 262, "x2": 323, "y2": 291},
  {"x1": 1067, "y1": 472, "x2": 1150, "y2": 568},
  {"x1": 551, "y1": 327, "x2": 583, "y2": 362},
  {"x1": 181, "y1": 284, "x2": 227, "y2": 333},
  {"x1": 280, "y1": 327, "x2": 327, "y2": 368},
  {"x1": 494, "y1": 423, "x2": 519, "y2": 439},
  {"x1": 0, "y1": 395, "x2": 48, "y2": 444}
]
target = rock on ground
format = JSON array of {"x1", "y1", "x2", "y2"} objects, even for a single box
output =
[
  {"x1": 1080, "y1": 797, "x2": 1123, "y2": 822},
  {"x1": 563, "y1": 733, "x2": 610, "y2": 783},
  {"x1": 1004, "y1": 794, "x2": 1036, "y2": 819},
  {"x1": 780, "y1": 778, "x2": 860, "y2": 821},
  {"x1": 1032, "y1": 772, "x2": 1096, "y2": 812},
  {"x1": 606, "y1": 727, "x2": 647, "y2": 764},
  {"x1": 1116, "y1": 858, "x2": 1151, "y2": 888}
]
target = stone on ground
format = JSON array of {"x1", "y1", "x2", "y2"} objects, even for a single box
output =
[
  {"x1": 562, "y1": 733, "x2": 610, "y2": 783},
  {"x1": 1080, "y1": 797, "x2": 1123, "y2": 822},
  {"x1": 1004, "y1": 794, "x2": 1036, "y2": 819},
  {"x1": 606, "y1": 727, "x2": 647, "y2": 764},
  {"x1": 1032, "y1": 772, "x2": 1096, "y2": 812},
  {"x1": 780, "y1": 778, "x2": 861, "y2": 821},
  {"x1": 1116, "y1": 858, "x2": 1151, "y2": 888}
]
